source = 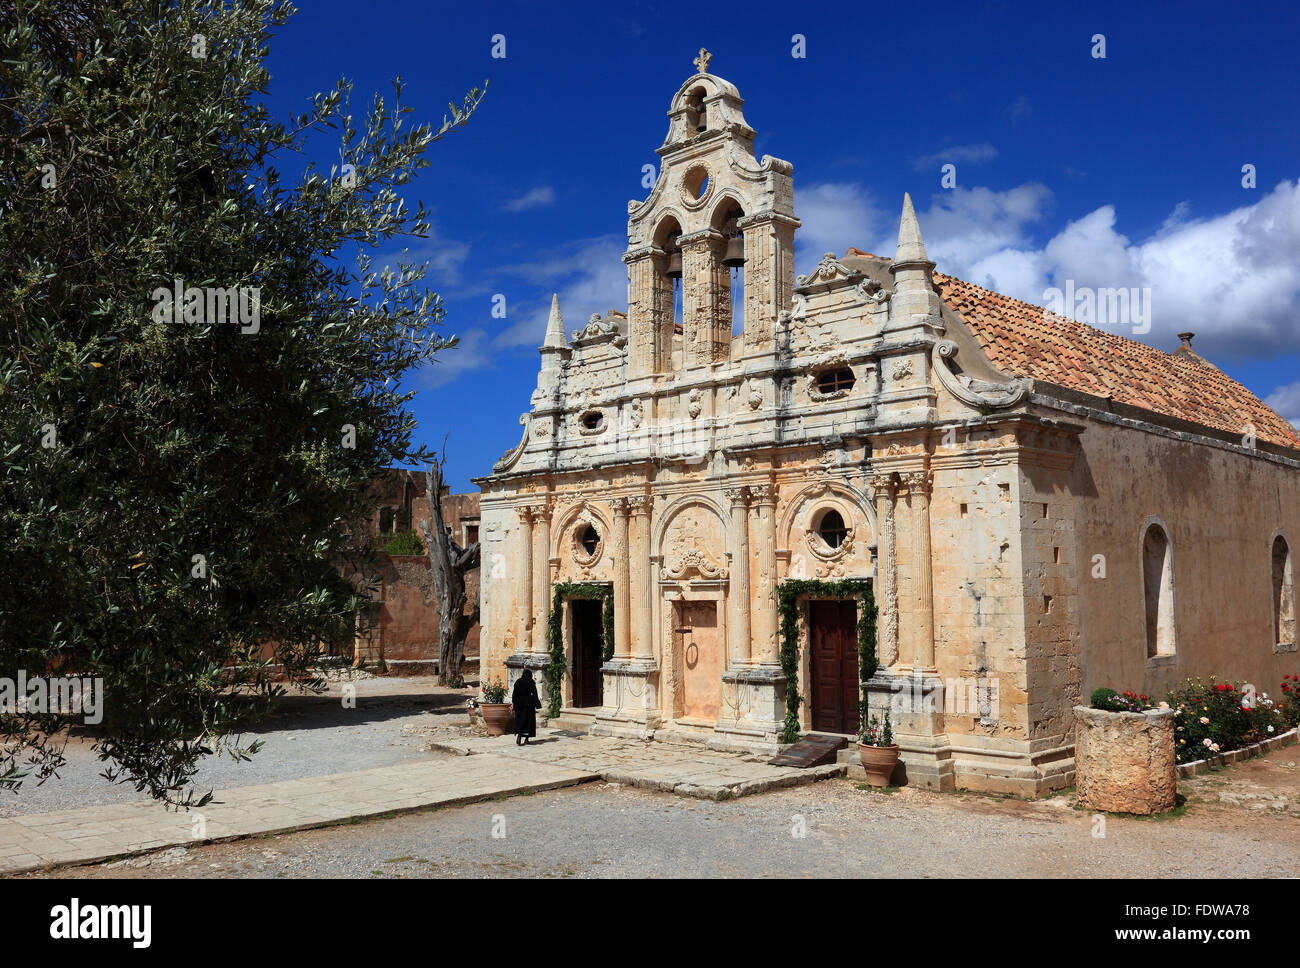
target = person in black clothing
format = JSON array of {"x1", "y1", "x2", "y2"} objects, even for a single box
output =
[{"x1": 512, "y1": 669, "x2": 541, "y2": 745}]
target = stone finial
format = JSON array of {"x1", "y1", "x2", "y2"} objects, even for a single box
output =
[
  {"x1": 542, "y1": 293, "x2": 567, "y2": 349},
  {"x1": 895, "y1": 192, "x2": 930, "y2": 265},
  {"x1": 1177, "y1": 332, "x2": 1195, "y2": 350},
  {"x1": 693, "y1": 48, "x2": 712, "y2": 74}
]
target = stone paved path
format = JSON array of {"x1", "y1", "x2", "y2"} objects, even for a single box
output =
[
  {"x1": 0, "y1": 729, "x2": 841, "y2": 875},
  {"x1": 0, "y1": 753, "x2": 595, "y2": 876},
  {"x1": 431, "y1": 729, "x2": 845, "y2": 800}
]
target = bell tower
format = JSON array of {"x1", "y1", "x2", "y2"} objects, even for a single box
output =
[{"x1": 624, "y1": 50, "x2": 799, "y2": 378}]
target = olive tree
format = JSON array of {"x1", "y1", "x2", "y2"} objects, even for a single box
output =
[{"x1": 0, "y1": 0, "x2": 483, "y2": 804}]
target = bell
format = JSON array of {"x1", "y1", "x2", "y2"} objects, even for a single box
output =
[
  {"x1": 665, "y1": 250, "x2": 683, "y2": 278},
  {"x1": 722, "y1": 235, "x2": 745, "y2": 268}
]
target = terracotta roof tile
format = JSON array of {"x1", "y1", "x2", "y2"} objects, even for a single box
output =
[
  {"x1": 932, "y1": 271, "x2": 1300, "y2": 451},
  {"x1": 841, "y1": 247, "x2": 1298, "y2": 449}
]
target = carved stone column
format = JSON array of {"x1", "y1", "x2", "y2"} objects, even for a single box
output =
[
  {"x1": 738, "y1": 213, "x2": 797, "y2": 352},
  {"x1": 868, "y1": 474, "x2": 899, "y2": 668},
  {"x1": 517, "y1": 505, "x2": 535, "y2": 653},
  {"x1": 901, "y1": 471, "x2": 936, "y2": 672},
  {"x1": 624, "y1": 247, "x2": 673, "y2": 377},
  {"x1": 628, "y1": 495, "x2": 653, "y2": 659},
  {"x1": 725, "y1": 486, "x2": 752, "y2": 666},
  {"x1": 749, "y1": 483, "x2": 779, "y2": 665},
  {"x1": 531, "y1": 500, "x2": 552, "y2": 656},
  {"x1": 613, "y1": 498, "x2": 632, "y2": 658},
  {"x1": 679, "y1": 231, "x2": 727, "y2": 367}
]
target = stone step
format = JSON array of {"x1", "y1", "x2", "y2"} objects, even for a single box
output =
[{"x1": 546, "y1": 711, "x2": 596, "y2": 734}]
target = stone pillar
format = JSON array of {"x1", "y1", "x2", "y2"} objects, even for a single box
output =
[
  {"x1": 679, "y1": 231, "x2": 727, "y2": 367},
  {"x1": 517, "y1": 505, "x2": 534, "y2": 652},
  {"x1": 531, "y1": 501, "x2": 551, "y2": 656},
  {"x1": 902, "y1": 471, "x2": 935, "y2": 672},
  {"x1": 725, "y1": 486, "x2": 752, "y2": 666},
  {"x1": 869, "y1": 474, "x2": 899, "y2": 668},
  {"x1": 624, "y1": 247, "x2": 672, "y2": 377},
  {"x1": 613, "y1": 498, "x2": 632, "y2": 658},
  {"x1": 629, "y1": 495, "x2": 653, "y2": 659},
  {"x1": 738, "y1": 213, "x2": 797, "y2": 352},
  {"x1": 749, "y1": 483, "x2": 779, "y2": 665}
]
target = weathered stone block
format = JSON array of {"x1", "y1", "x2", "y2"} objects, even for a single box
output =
[{"x1": 1073, "y1": 705, "x2": 1176, "y2": 814}]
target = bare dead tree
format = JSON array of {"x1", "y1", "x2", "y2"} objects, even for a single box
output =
[{"x1": 418, "y1": 454, "x2": 480, "y2": 685}]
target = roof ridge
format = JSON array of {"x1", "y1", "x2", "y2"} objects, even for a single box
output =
[{"x1": 932, "y1": 269, "x2": 1176, "y2": 362}]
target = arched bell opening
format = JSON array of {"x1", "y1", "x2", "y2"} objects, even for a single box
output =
[{"x1": 713, "y1": 200, "x2": 746, "y2": 337}]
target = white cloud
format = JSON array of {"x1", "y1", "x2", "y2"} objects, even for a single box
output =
[
  {"x1": 376, "y1": 226, "x2": 470, "y2": 287},
  {"x1": 791, "y1": 182, "x2": 884, "y2": 274},
  {"x1": 500, "y1": 186, "x2": 556, "y2": 212},
  {"x1": 796, "y1": 177, "x2": 1300, "y2": 358},
  {"x1": 911, "y1": 143, "x2": 999, "y2": 171},
  {"x1": 492, "y1": 237, "x2": 629, "y2": 348},
  {"x1": 421, "y1": 327, "x2": 496, "y2": 389},
  {"x1": 1265, "y1": 381, "x2": 1300, "y2": 429}
]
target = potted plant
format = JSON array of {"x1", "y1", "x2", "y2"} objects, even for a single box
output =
[
  {"x1": 479, "y1": 677, "x2": 511, "y2": 736},
  {"x1": 858, "y1": 709, "x2": 899, "y2": 787},
  {"x1": 466, "y1": 697, "x2": 481, "y2": 725}
]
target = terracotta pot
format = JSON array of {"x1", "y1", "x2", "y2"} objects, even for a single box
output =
[
  {"x1": 859, "y1": 743, "x2": 900, "y2": 787},
  {"x1": 480, "y1": 703, "x2": 512, "y2": 736}
]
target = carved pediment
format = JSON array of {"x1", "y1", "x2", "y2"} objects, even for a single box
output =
[{"x1": 660, "y1": 547, "x2": 728, "y2": 581}]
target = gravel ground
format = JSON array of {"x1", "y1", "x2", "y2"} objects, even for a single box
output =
[
  {"x1": 23, "y1": 755, "x2": 1300, "y2": 878},
  {"x1": 0, "y1": 676, "x2": 471, "y2": 818}
]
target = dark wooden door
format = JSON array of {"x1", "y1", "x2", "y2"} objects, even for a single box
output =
[
  {"x1": 809, "y1": 600, "x2": 859, "y2": 734},
  {"x1": 571, "y1": 600, "x2": 603, "y2": 708}
]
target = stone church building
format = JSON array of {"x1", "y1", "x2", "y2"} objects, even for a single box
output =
[{"x1": 475, "y1": 54, "x2": 1300, "y2": 794}]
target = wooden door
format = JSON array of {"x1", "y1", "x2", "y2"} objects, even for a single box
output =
[
  {"x1": 809, "y1": 600, "x2": 859, "y2": 734},
  {"x1": 677, "y1": 601, "x2": 720, "y2": 721},
  {"x1": 571, "y1": 599, "x2": 603, "y2": 708}
]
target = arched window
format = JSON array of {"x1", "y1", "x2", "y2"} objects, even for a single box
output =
[
  {"x1": 685, "y1": 87, "x2": 707, "y2": 134},
  {"x1": 1273, "y1": 536, "x2": 1295, "y2": 650},
  {"x1": 1142, "y1": 522, "x2": 1176, "y2": 658},
  {"x1": 817, "y1": 509, "x2": 848, "y2": 549},
  {"x1": 714, "y1": 200, "x2": 745, "y2": 341}
]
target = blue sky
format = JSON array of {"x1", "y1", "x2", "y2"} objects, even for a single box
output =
[{"x1": 264, "y1": 0, "x2": 1300, "y2": 491}]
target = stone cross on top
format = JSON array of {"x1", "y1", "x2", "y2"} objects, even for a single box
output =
[{"x1": 693, "y1": 48, "x2": 712, "y2": 74}]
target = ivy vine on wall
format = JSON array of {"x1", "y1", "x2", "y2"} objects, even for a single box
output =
[
  {"x1": 545, "y1": 582, "x2": 615, "y2": 718},
  {"x1": 776, "y1": 578, "x2": 878, "y2": 743}
]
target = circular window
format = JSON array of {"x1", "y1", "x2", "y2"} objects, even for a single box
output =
[
  {"x1": 680, "y1": 164, "x2": 712, "y2": 207},
  {"x1": 818, "y1": 509, "x2": 848, "y2": 549},
  {"x1": 580, "y1": 524, "x2": 600, "y2": 556},
  {"x1": 582, "y1": 411, "x2": 603, "y2": 430}
]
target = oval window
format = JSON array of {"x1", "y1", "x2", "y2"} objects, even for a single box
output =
[
  {"x1": 581, "y1": 524, "x2": 600, "y2": 556},
  {"x1": 818, "y1": 509, "x2": 848, "y2": 549}
]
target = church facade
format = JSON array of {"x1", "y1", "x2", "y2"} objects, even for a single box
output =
[{"x1": 474, "y1": 54, "x2": 1300, "y2": 794}]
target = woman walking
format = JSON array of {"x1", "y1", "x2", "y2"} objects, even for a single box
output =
[{"x1": 512, "y1": 668, "x2": 541, "y2": 745}]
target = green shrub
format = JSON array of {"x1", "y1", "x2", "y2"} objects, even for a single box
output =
[
  {"x1": 1280, "y1": 676, "x2": 1300, "y2": 728},
  {"x1": 1090, "y1": 687, "x2": 1118, "y2": 710},
  {"x1": 380, "y1": 529, "x2": 425, "y2": 556}
]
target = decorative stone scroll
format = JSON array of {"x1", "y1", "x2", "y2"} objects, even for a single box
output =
[{"x1": 931, "y1": 339, "x2": 1030, "y2": 409}]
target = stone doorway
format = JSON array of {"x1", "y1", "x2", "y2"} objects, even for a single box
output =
[
  {"x1": 570, "y1": 599, "x2": 604, "y2": 708},
  {"x1": 673, "y1": 600, "x2": 721, "y2": 722},
  {"x1": 809, "y1": 599, "x2": 859, "y2": 734}
]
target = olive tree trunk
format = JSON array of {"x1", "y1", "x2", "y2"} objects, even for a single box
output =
[{"x1": 418, "y1": 457, "x2": 480, "y2": 684}]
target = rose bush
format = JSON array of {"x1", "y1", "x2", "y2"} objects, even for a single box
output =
[{"x1": 1168, "y1": 677, "x2": 1286, "y2": 764}]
